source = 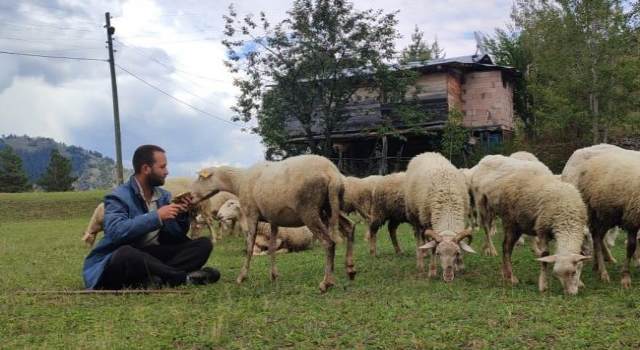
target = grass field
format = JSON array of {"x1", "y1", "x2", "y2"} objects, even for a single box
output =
[{"x1": 1, "y1": 191, "x2": 640, "y2": 350}]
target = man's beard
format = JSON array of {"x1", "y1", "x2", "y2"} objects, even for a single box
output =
[{"x1": 148, "y1": 172, "x2": 165, "y2": 187}]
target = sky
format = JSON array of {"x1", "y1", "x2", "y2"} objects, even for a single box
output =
[{"x1": 0, "y1": 0, "x2": 514, "y2": 178}]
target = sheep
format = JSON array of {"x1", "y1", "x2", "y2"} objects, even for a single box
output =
[
  {"x1": 367, "y1": 172, "x2": 411, "y2": 256},
  {"x1": 571, "y1": 150, "x2": 640, "y2": 287},
  {"x1": 81, "y1": 202, "x2": 104, "y2": 247},
  {"x1": 561, "y1": 143, "x2": 640, "y2": 266},
  {"x1": 80, "y1": 177, "x2": 212, "y2": 247},
  {"x1": 189, "y1": 155, "x2": 356, "y2": 293},
  {"x1": 217, "y1": 199, "x2": 313, "y2": 255},
  {"x1": 191, "y1": 191, "x2": 240, "y2": 241},
  {"x1": 470, "y1": 154, "x2": 553, "y2": 256},
  {"x1": 404, "y1": 152, "x2": 475, "y2": 282},
  {"x1": 471, "y1": 155, "x2": 590, "y2": 295},
  {"x1": 342, "y1": 175, "x2": 382, "y2": 243}
]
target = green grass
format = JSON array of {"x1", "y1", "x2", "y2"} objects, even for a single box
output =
[{"x1": 1, "y1": 192, "x2": 640, "y2": 349}]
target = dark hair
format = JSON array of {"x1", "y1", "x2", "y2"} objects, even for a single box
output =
[{"x1": 132, "y1": 145, "x2": 165, "y2": 174}]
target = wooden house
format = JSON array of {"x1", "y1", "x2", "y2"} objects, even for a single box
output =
[{"x1": 283, "y1": 53, "x2": 518, "y2": 174}]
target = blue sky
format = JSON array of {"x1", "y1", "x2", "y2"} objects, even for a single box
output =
[{"x1": 0, "y1": 0, "x2": 513, "y2": 177}]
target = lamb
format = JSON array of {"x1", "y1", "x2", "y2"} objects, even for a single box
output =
[
  {"x1": 81, "y1": 202, "x2": 104, "y2": 247},
  {"x1": 570, "y1": 150, "x2": 640, "y2": 287},
  {"x1": 80, "y1": 177, "x2": 212, "y2": 247},
  {"x1": 189, "y1": 155, "x2": 356, "y2": 293},
  {"x1": 471, "y1": 155, "x2": 590, "y2": 295},
  {"x1": 404, "y1": 152, "x2": 475, "y2": 282},
  {"x1": 191, "y1": 191, "x2": 240, "y2": 241},
  {"x1": 217, "y1": 199, "x2": 313, "y2": 255},
  {"x1": 367, "y1": 172, "x2": 411, "y2": 256},
  {"x1": 470, "y1": 154, "x2": 553, "y2": 256},
  {"x1": 342, "y1": 175, "x2": 382, "y2": 242}
]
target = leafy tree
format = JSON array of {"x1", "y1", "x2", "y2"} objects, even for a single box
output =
[
  {"x1": 223, "y1": 0, "x2": 428, "y2": 157},
  {"x1": 38, "y1": 148, "x2": 77, "y2": 192},
  {"x1": 0, "y1": 145, "x2": 30, "y2": 193},
  {"x1": 508, "y1": 0, "x2": 639, "y2": 144},
  {"x1": 440, "y1": 108, "x2": 468, "y2": 167},
  {"x1": 399, "y1": 25, "x2": 444, "y2": 63}
]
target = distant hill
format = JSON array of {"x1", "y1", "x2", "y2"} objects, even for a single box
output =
[{"x1": 0, "y1": 135, "x2": 132, "y2": 191}]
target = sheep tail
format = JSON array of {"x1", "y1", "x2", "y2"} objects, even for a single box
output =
[{"x1": 328, "y1": 174, "x2": 343, "y2": 244}]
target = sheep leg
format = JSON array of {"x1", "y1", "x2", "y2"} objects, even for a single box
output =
[
  {"x1": 307, "y1": 217, "x2": 336, "y2": 293},
  {"x1": 501, "y1": 222, "x2": 521, "y2": 285},
  {"x1": 268, "y1": 225, "x2": 279, "y2": 283},
  {"x1": 413, "y1": 223, "x2": 426, "y2": 269},
  {"x1": 536, "y1": 235, "x2": 550, "y2": 293},
  {"x1": 236, "y1": 220, "x2": 259, "y2": 285},
  {"x1": 388, "y1": 219, "x2": 403, "y2": 255},
  {"x1": 591, "y1": 222, "x2": 611, "y2": 282},
  {"x1": 477, "y1": 196, "x2": 497, "y2": 256},
  {"x1": 620, "y1": 227, "x2": 638, "y2": 287},
  {"x1": 530, "y1": 236, "x2": 542, "y2": 256},
  {"x1": 339, "y1": 213, "x2": 357, "y2": 280},
  {"x1": 368, "y1": 221, "x2": 380, "y2": 257}
]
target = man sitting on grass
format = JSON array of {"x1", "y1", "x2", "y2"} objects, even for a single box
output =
[{"x1": 82, "y1": 144, "x2": 220, "y2": 289}]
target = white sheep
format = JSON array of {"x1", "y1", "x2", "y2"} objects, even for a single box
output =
[
  {"x1": 367, "y1": 172, "x2": 411, "y2": 256},
  {"x1": 561, "y1": 143, "x2": 640, "y2": 266},
  {"x1": 470, "y1": 154, "x2": 553, "y2": 256},
  {"x1": 191, "y1": 191, "x2": 240, "y2": 241},
  {"x1": 471, "y1": 155, "x2": 590, "y2": 295},
  {"x1": 571, "y1": 150, "x2": 640, "y2": 287},
  {"x1": 404, "y1": 152, "x2": 475, "y2": 282},
  {"x1": 189, "y1": 155, "x2": 356, "y2": 293},
  {"x1": 81, "y1": 202, "x2": 104, "y2": 247},
  {"x1": 217, "y1": 199, "x2": 313, "y2": 255}
]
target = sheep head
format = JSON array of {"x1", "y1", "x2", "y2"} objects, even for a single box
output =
[
  {"x1": 536, "y1": 253, "x2": 590, "y2": 295},
  {"x1": 217, "y1": 199, "x2": 242, "y2": 221},
  {"x1": 419, "y1": 229, "x2": 476, "y2": 282},
  {"x1": 189, "y1": 167, "x2": 226, "y2": 204}
]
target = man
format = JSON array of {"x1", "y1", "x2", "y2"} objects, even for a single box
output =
[{"x1": 83, "y1": 144, "x2": 219, "y2": 289}]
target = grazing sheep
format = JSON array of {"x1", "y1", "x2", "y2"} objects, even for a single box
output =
[
  {"x1": 472, "y1": 155, "x2": 590, "y2": 295},
  {"x1": 404, "y1": 152, "x2": 475, "y2": 282},
  {"x1": 460, "y1": 168, "x2": 480, "y2": 232},
  {"x1": 367, "y1": 172, "x2": 411, "y2": 256},
  {"x1": 572, "y1": 151, "x2": 640, "y2": 287},
  {"x1": 561, "y1": 143, "x2": 640, "y2": 266},
  {"x1": 470, "y1": 155, "x2": 553, "y2": 256},
  {"x1": 218, "y1": 199, "x2": 313, "y2": 255},
  {"x1": 80, "y1": 177, "x2": 210, "y2": 247},
  {"x1": 191, "y1": 191, "x2": 240, "y2": 241},
  {"x1": 81, "y1": 202, "x2": 104, "y2": 247},
  {"x1": 342, "y1": 175, "x2": 382, "y2": 242},
  {"x1": 189, "y1": 155, "x2": 356, "y2": 293}
]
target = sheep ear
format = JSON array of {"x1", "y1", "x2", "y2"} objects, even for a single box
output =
[
  {"x1": 198, "y1": 169, "x2": 212, "y2": 178},
  {"x1": 571, "y1": 254, "x2": 591, "y2": 263},
  {"x1": 418, "y1": 240, "x2": 438, "y2": 250},
  {"x1": 459, "y1": 241, "x2": 476, "y2": 254},
  {"x1": 536, "y1": 255, "x2": 558, "y2": 263}
]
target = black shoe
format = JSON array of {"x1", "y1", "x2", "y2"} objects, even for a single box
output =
[{"x1": 186, "y1": 267, "x2": 220, "y2": 285}]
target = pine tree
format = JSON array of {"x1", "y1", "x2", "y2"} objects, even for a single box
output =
[
  {"x1": 38, "y1": 148, "x2": 77, "y2": 192},
  {"x1": 0, "y1": 145, "x2": 31, "y2": 193}
]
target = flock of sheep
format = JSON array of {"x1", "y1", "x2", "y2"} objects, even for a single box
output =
[{"x1": 83, "y1": 143, "x2": 640, "y2": 295}]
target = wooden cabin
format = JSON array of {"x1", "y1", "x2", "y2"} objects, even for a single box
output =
[{"x1": 283, "y1": 53, "x2": 518, "y2": 175}]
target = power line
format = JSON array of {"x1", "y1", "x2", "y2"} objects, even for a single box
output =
[
  {"x1": 114, "y1": 63, "x2": 244, "y2": 128},
  {"x1": 0, "y1": 49, "x2": 106, "y2": 62}
]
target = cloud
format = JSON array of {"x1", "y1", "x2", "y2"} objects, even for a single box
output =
[{"x1": 0, "y1": 0, "x2": 514, "y2": 177}]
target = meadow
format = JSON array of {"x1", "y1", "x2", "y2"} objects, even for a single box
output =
[{"x1": 1, "y1": 191, "x2": 639, "y2": 350}]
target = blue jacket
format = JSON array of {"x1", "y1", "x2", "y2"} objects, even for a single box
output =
[{"x1": 82, "y1": 175, "x2": 190, "y2": 289}]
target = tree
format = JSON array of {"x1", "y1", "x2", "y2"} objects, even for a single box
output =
[
  {"x1": 223, "y1": 0, "x2": 428, "y2": 157},
  {"x1": 38, "y1": 148, "x2": 77, "y2": 192},
  {"x1": 508, "y1": 0, "x2": 639, "y2": 144},
  {"x1": 399, "y1": 25, "x2": 444, "y2": 63},
  {"x1": 0, "y1": 145, "x2": 30, "y2": 193}
]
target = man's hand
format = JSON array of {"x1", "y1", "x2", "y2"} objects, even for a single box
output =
[{"x1": 159, "y1": 193, "x2": 192, "y2": 221}]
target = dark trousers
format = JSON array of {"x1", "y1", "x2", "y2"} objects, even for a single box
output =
[{"x1": 96, "y1": 237, "x2": 213, "y2": 289}]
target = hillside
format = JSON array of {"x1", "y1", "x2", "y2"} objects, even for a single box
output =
[{"x1": 0, "y1": 134, "x2": 132, "y2": 191}]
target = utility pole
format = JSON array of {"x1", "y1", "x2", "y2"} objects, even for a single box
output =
[{"x1": 105, "y1": 12, "x2": 124, "y2": 185}]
